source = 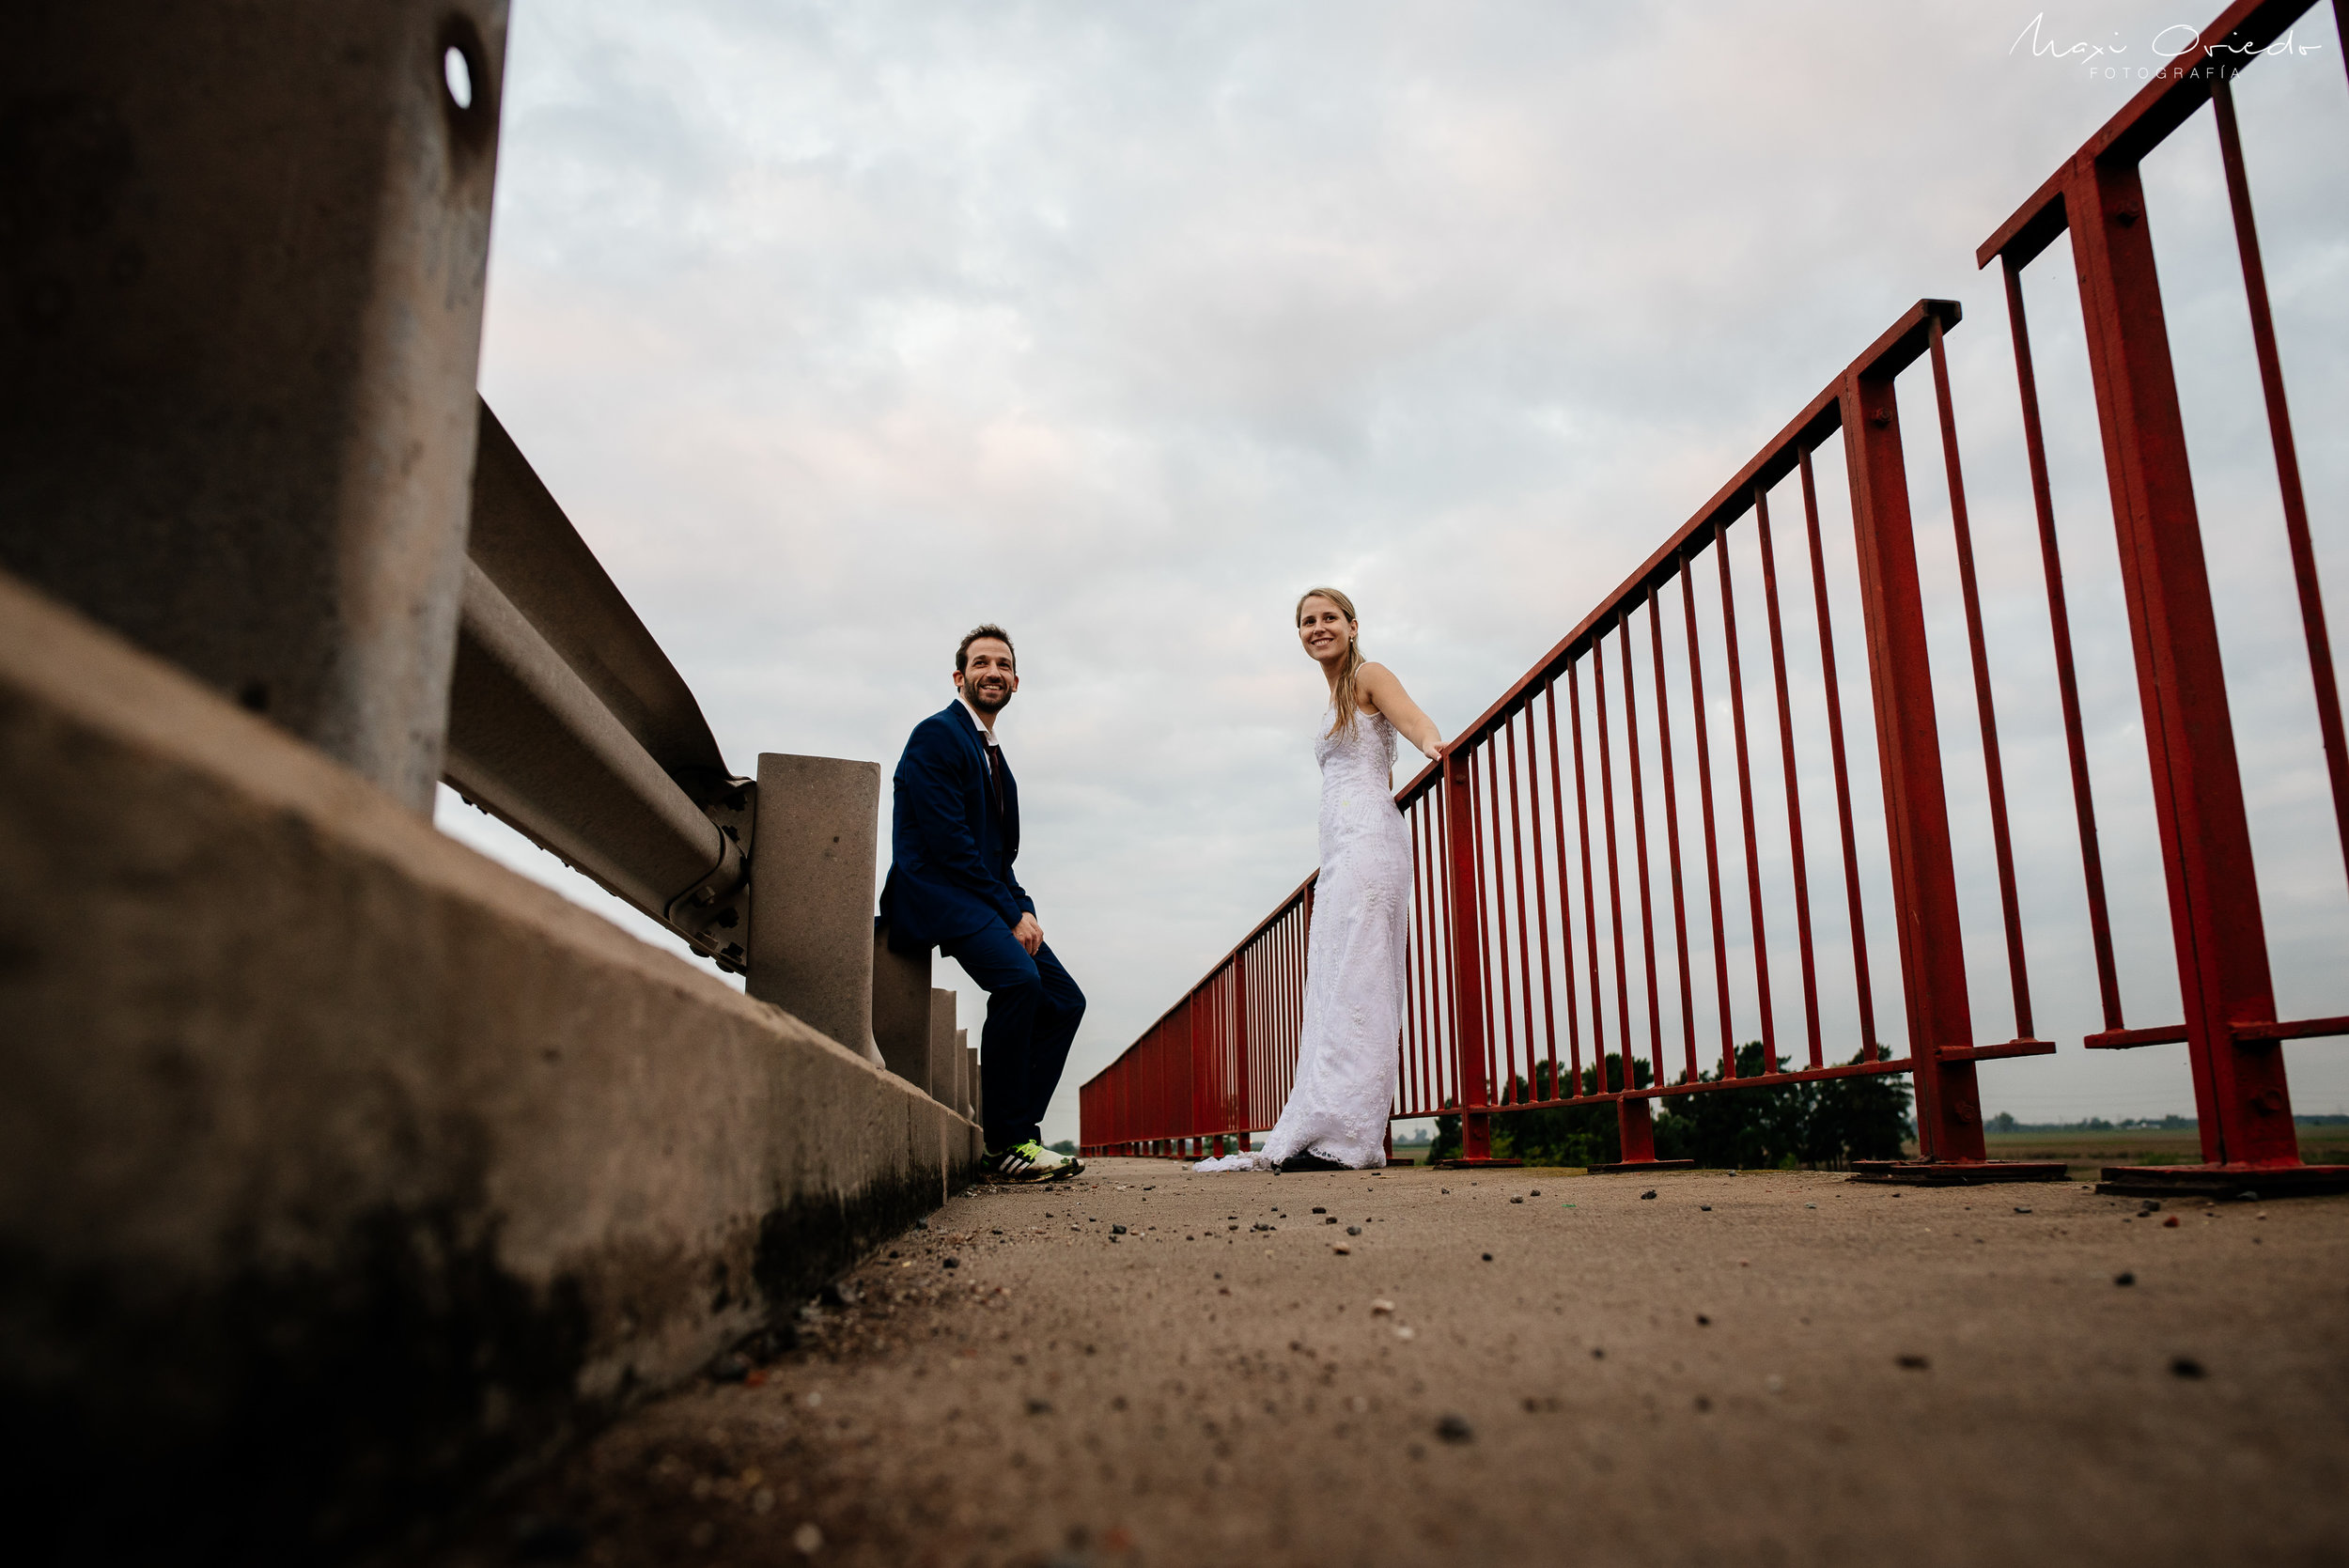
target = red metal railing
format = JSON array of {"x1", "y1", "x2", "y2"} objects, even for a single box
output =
[
  {"x1": 1081, "y1": 0, "x2": 2347, "y2": 1188},
  {"x1": 1973, "y1": 0, "x2": 2349, "y2": 1184}
]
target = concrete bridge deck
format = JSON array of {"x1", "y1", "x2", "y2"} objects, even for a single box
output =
[{"x1": 434, "y1": 1158, "x2": 2349, "y2": 1568}]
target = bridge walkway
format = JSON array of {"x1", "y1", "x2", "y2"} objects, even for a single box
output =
[{"x1": 436, "y1": 1160, "x2": 2349, "y2": 1567}]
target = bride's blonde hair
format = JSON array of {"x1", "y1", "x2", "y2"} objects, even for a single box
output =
[{"x1": 1297, "y1": 585, "x2": 1365, "y2": 738}]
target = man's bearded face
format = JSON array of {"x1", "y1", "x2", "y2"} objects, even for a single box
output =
[{"x1": 957, "y1": 639, "x2": 1018, "y2": 712}]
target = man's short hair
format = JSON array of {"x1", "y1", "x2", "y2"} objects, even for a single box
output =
[{"x1": 957, "y1": 623, "x2": 1016, "y2": 673}]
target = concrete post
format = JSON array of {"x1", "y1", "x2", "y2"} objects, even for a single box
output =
[
  {"x1": 947, "y1": 1024, "x2": 966, "y2": 1117},
  {"x1": 748, "y1": 754, "x2": 885, "y2": 1066},
  {"x1": 873, "y1": 929, "x2": 934, "y2": 1087},
  {"x1": 928, "y1": 989, "x2": 959, "y2": 1104},
  {"x1": 959, "y1": 1028, "x2": 975, "y2": 1120},
  {"x1": 0, "y1": 2, "x2": 509, "y2": 813}
]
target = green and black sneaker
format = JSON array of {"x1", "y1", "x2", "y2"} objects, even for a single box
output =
[{"x1": 983, "y1": 1141, "x2": 1082, "y2": 1184}]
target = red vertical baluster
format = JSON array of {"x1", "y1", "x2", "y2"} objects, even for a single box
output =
[
  {"x1": 1594, "y1": 638, "x2": 1633, "y2": 1097},
  {"x1": 1219, "y1": 969, "x2": 1229, "y2": 1147},
  {"x1": 2213, "y1": 73, "x2": 2349, "y2": 895},
  {"x1": 1755, "y1": 483, "x2": 1826, "y2": 1067},
  {"x1": 1504, "y1": 718, "x2": 1536, "y2": 1103},
  {"x1": 1798, "y1": 445, "x2": 1884, "y2": 1059},
  {"x1": 1487, "y1": 736, "x2": 1520, "y2": 1105},
  {"x1": 1999, "y1": 261, "x2": 2121, "y2": 1034},
  {"x1": 1428, "y1": 774, "x2": 1447, "y2": 1112},
  {"x1": 1423, "y1": 798, "x2": 1440, "y2": 1114},
  {"x1": 1409, "y1": 807, "x2": 1428, "y2": 1112},
  {"x1": 1233, "y1": 943, "x2": 1250, "y2": 1151},
  {"x1": 1544, "y1": 682, "x2": 1584, "y2": 1094},
  {"x1": 1185, "y1": 988, "x2": 1196, "y2": 1155},
  {"x1": 1276, "y1": 902, "x2": 1289, "y2": 1128},
  {"x1": 1647, "y1": 581, "x2": 1700, "y2": 1083},
  {"x1": 1405, "y1": 803, "x2": 1424, "y2": 1114},
  {"x1": 1193, "y1": 980, "x2": 1206, "y2": 1144},
  {"x1": 1297, "y1": 883, "x2": 1314, "y2": 1117},
  {"x1": 1617, "y1": 609, "x2": 1667, "y2": 1087},
  {"x1": 1411, "y1": 782, "x2": 1427, "y2": 1124},
  {"x1": 1929, "y1": 314, "x2": 2037, "y2": 1043},
  {"x1": 1616, "y1": 610, "x2": 1672, "y2": 1163},
  {"x1": 1525, "y1": 691, "x2": 1561, "y2": 1098},
  {"x1": 1568, "y1": 662, "x2": 1608, "y2": 1093},
  {"x1": 1481, "y1": 750, "x2": 1506, "y2": 1111},
  {"x1": 1680, "y1": 550, "x2": 1737, "y2": 1077},
  {"x1": 1717, "y1": 524, "x2": 1779, "y2": 1073}
]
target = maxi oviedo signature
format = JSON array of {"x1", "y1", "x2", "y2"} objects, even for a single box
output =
[{"x1": 2011, "y1": 10, "x2": 2328, "y2": 79}]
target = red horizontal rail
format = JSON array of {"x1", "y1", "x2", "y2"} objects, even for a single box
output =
[{"x1": 2089, "y1": 1015, "x2": 2349, "y2": 1050}]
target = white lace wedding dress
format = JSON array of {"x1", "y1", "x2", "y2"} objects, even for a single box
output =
[{"x1": 1194, "y1": 705, "x2": 1412, "y2": 1172}]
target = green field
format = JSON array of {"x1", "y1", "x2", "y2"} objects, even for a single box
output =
[
  {"x1": 1384, "y1": 1127, "x2": 2349, "y2": 1174},
  {"x1": 1973, "y1": 1127, "x2": 2349, "y2": 1176}
]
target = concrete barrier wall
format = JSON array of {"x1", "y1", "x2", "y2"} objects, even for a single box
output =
[
  {"x1": 873, "y1": 929, "x2": 934, "y2": 1087},
  {"x1": 0, "y1": 571, "x2": 979, "y2": 1560}
]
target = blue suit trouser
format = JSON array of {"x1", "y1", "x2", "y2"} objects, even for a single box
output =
[{"x1": 939, "y1": 924, "x2": 1085, "y2": 1151}]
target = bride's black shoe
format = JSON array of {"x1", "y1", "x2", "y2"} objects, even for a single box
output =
[{"x1": 1278, "y1": 1150, "x2": 1349, "y2": 1172}]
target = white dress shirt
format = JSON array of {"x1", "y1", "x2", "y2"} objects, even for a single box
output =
[{"x1": 958, "y1": 692, "x2": 1001, "y2": 747}]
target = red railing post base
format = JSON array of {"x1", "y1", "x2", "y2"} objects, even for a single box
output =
[
  {"x1": 1848, "y1": 1160, "x2": 2067, "y2": 1186},
  {"x1": 2094, "y1": 1164, "x2": 2349, "y2": 1200},
  {"x1": 1439, "y1": 1110, "x2": 1525, "y2": 1166},
  {"x1": 1584, "y1": 1094, "x2": 1697, "y2": 1174}
]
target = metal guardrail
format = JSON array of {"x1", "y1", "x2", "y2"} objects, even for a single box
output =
[
  {"x1": 446, "y1": 406, "x2": 974, "y2": 1110},
  {"x1": 1082, "y1": 0, "x2": 2347, "y2": 1193},
  {"x1": 445, "y1": 401, "x2": 755, "y2": 971}
]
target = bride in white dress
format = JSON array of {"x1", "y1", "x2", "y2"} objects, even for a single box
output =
[{"x1": 1196, "y1": 587, "x2": 1444, "y2": 1173}]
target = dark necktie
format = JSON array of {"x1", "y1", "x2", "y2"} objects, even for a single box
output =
[{"x1": 986, "y1": 742, "x2": 1008, "y2": 827}]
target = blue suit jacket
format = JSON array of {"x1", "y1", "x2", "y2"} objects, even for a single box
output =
[{"x1": 878, "y1": 701, "x2": 1034, "y2": 951}]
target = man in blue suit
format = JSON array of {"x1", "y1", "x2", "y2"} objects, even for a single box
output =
[{"x1": 879, "y1": 624, "x2": 1086, "y2": 1182}]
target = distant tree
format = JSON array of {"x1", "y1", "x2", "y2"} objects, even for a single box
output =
[
  {"x1": 1499, "y1": 1055, "x2": 1656, "y2": 1166},
  {"x1": 1429, "y1": 1056, "x2": 1654, "y2": 1166},
  {"x1": 1989, "y1": 1111, "x2": 2017, "y2": 1133},
  {"x1": 1428, "y1": 1104, "x2": 1460, "y2": 1163},
  {"x1": 1050, "y1": 1140, "x2": 1078, "y2": 1155},
  {"x1": 1656, "y1": 1044, "x2": 1911, "y2": 1168},
  {"x1": 1427, "y1": 1045, "x2": 1908, "y2": 1169}
]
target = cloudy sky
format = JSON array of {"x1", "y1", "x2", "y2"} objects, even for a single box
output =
[{"x1": 437, "y1": 1, "x2": 2349, "y2": 1142}]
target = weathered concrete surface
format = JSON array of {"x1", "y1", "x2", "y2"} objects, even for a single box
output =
[
  {"x1": 435, "y1": 1158, "x2": 2349, "y2": 1567},
  {"x1": 0, "y1": 572, "x2": 978, "y2": 1562},
  {"x1": 961, "y1": 1030, "x2": 977, "y2": 1123},
  {"x1": 751, "y1": 754, "x2": 887, "y2": 1067},
  {"x1": 873, "y1": 927, "x2": 934, "y2": 1088},
  {"x1": 0, "y1": 2, "x2": 509, "y2": 812},
  {"x1": 929, "y1": 988, "x2": 963, "y2": 1110}
]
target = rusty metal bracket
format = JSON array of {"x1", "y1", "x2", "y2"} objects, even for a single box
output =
[{"x1": 668, "y1": 778, "x2": 755, "y2": 973}]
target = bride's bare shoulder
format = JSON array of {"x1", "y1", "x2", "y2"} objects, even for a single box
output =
[{"x1": 1354, "y1": 661, "x2": 1399, "y2": 713}]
